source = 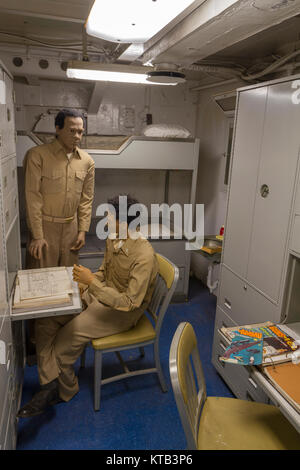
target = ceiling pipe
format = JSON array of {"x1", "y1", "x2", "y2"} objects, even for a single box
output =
[
  {"x1": 190, "y1": 78, "x2": 240, "y2": 92},
  {"x1": 240, "y1": 48, "x2": 300, "y2": 81}
]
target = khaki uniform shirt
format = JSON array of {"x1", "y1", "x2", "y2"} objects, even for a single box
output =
[
  {"x1": 87, "y1": 236, "x2": 159, "y2": 312},
  {"x1": 24, "y1": 138, "x2": 95, "y2": 239}
]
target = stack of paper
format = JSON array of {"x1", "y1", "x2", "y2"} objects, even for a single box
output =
[{"x1": 13, "y1": 267, "x2": 73, "y2": 311}]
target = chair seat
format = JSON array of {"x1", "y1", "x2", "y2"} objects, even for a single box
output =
[
  {"x1": 197, "y1": 396, "x2": 300, "y2": 450},
  {"x1": 92, "y1": 314, "x2": 156, "y2": 350}
]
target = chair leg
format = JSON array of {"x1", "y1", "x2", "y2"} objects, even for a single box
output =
[
  {"x1": 94, "y1": 350, "x2": 103, "y2": 411},
  {"x1": 154, "y1": 340, "x2": 167, "y2": 393},
  {"x1": 139, "y1": 347, "x2": 145, "y2": 358}
]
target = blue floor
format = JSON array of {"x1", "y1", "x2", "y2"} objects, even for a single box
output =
[{"x1": 16, "y1": 277, "x2": 234, "y2": 450}]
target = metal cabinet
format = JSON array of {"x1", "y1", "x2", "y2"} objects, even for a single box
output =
[
  {"x1": 223, "y1": 87, "x2": 268, "y2": 280},
  {"x1": 246, "y1": 82, "x2": 300, "y2": 303},
  {"x1": 218, "y1": 265, "x2": 280, "y2": 325},
  {"x1": 213, "y1": 75, "x2": 300, "y2": 402},
  {"x1": 0, "y1": 61, "x2": 23, "y2": 451},
  {"x1": 223, "y1": 81, "x2": 300, "y2": 304}
]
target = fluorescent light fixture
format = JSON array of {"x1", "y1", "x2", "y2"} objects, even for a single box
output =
[
  {"x1": 66, "y1": 61, "x2": 178, "y2": 85},
  {"x1": 86, "y1": 0, "x2": 195, "y2": 43}
]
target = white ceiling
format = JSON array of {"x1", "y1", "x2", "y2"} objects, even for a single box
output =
[{"x1": 0, "y1": 0, "x2": 300, "y2": 85}]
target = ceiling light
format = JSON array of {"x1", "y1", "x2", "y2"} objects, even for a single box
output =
[
  {"x1": 147, "y1": 71, "x2": 186, "y2": 84},
  {"x1": 147, "y1": 63, "x2": 186, "y2": 84},
  {"x1": 66, "y1": 61, "x2": 178, "y2": 85},
  {"x1": 86, "y1": 0, "x2": 195, "y2": 43}
]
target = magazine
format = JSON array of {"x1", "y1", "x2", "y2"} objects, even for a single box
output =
[
  {"x1": 220, "y1": 332, "x2": 263, "y2": 365},
  {"x1": 220, "y1": 321, "x2": 299, "y2": 365}
]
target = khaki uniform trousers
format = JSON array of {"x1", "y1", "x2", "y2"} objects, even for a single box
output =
[
  {"x1": 26, "y1": 217, "x2": 79, "y2": 269},
  {"x1": 35, "y1": 291, "x2": 145, "y2": 402},
  {"x1": 26, "y1": 217, "x2": 80, "y2": 352}
]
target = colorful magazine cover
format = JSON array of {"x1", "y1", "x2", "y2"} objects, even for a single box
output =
[
  {"x1": 220, "y1": 329, "x2": 263, "y2": 365},
  {"x1": 220, "y1": 322, "x2": 300, "y2": 365}
]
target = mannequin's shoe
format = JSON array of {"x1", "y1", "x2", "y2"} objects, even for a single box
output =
[{"x1": 17, "y1": 379, "x2": 61, "y2": 418}]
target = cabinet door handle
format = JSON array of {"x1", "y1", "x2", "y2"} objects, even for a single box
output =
[
  {"x1": 260, "y1": 184, "x2": 270, "y2": 198},
  {"x1": 248, "y1": 377, "x2": 258, "y2": 389}
]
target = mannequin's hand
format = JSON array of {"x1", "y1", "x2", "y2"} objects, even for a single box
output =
[
  {"x1": 29, "y1": 238, "x2": 49, "y2": 259},
  {"x1": 73, "y1": 264, "x2": 94, "y2": 285},
  {"x1": 70, "y1": 231, "x2": 86, "y2": 251}
]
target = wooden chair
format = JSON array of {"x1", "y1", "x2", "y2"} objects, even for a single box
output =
[
  {"x1": 169, "y1": 322, "x2": 300, "y2": 450},
  {"x1": 81, "y1": 253, "x2": 179, "y2": 410}
]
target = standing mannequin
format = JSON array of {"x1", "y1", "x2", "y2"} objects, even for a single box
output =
[
  {"x1": 23, "y1": 109, "x2": 95, "y2": 363},
  {"x1": 24, "y1": 108, "x2": 95, "y2": 267}
]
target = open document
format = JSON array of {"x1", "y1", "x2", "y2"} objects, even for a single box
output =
[{"x1": 13, "y1": 267, "x2": 73, "y2": 310}]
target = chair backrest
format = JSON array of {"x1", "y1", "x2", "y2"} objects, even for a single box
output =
[
  {"x1": 169, "y1": 322, "x2": 207, "y2": 450},
  {"x1": 147, "y1": 254, "x2": 179, "y2": 335}
]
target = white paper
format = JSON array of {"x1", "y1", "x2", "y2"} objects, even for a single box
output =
[{"x1": 18, "y1": 267, "x2": 73, "y2": 300}]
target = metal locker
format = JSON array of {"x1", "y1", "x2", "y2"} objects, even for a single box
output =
[
  {"x1": 223, "y1": 86, "x2": 268, "y2": 278},
  {"x1": 246, "y1": 81, "x2": 300, "y2": 302}
]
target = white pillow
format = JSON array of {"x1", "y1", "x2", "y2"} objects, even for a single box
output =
[{"x1": 142, "y1": 124, "x2": 191, "y2": 138}]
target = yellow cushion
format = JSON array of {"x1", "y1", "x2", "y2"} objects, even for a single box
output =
[
  {"x1": 92, "y1": 314, "x2": 156, "y2": 350},
  {"x1": 198, "y1": 396, "x2": 300, "y2": 450}
]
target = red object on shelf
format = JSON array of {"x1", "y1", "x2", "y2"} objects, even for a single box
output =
[{"x1": 219, "y1": 225, "x2": 224, "y2": 236}]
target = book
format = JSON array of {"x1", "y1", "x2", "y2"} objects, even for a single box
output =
[
  {"x1": 17, "y1": 266, "x2": 73, "y2": 300},
  {"x1": 12, "y1": 267, "x2": 73, "y2": 311},
  {"x1": 13, "y1": 283, "x2": 72, "y2": 311},
  {"x1": 220, "y1": 321, "x2": 300, "y2": 366}
]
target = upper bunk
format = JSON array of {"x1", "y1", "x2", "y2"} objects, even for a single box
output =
[{"x1": 16, "y1": 133, "x2": 200, "y2": 171}]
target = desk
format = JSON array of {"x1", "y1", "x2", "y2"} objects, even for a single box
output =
[
  {"x1": 250, "y1": 367, "x2": 300, "y2": 433},
  {"x1": 11, "y1": 267, "x2": 82, "y2": 321}
]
